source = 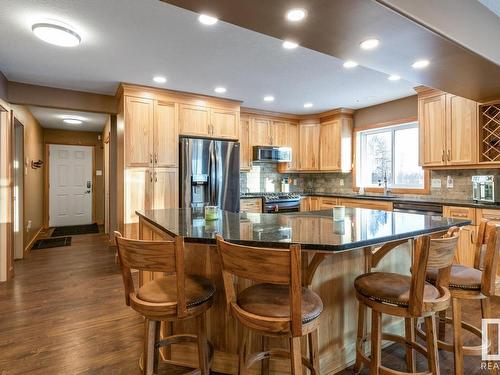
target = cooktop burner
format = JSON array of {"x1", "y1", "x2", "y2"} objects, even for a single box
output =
[{"x1": 262, "y1": 193, "x2": 301, "y2": 202}]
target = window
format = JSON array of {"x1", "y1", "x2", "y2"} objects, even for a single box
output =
[{"x1": 356, "y1": 122, "x2": 424, "y2": 189}]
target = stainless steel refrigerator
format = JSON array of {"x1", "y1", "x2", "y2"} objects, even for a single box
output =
[{"x1": 180, "y1": 137, "x2": 240, "y2": 212}]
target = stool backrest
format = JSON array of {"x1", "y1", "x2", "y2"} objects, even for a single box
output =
[
  {"x1": 215, "y1": 234, "x2": 303, "y2": 336},
  {"x1": 114, "y1": 231, "x2": 187, "y2": 316},
  {"x1": 410, "y1": 228, "x2": 459, "y2": 316},
  {"x1": 473, "y1": 220, "x2": 500, "y2": 296}
]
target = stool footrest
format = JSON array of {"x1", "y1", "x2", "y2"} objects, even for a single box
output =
[{"x1": 245, "y1": 347, "x2": 316, "y2": 374}]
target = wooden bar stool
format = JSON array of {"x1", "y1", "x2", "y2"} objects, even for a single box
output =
[
  {"x1": 418, "y1": 220, "x2": 500, "y2": 375},
  {"x1": 353, "y1": 229, "x2": 459, "y2": 375},
  {"x1": 114, "y1": 232, "x2": 215, "y2": 375},
  {"x1": 215, "y1": 235, "x2": 323, "y2": 375}
]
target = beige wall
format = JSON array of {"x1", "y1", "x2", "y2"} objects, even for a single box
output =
[
  {"x1": 353, "y1": 95, "x2": 417, "y2": 128},
  {"x1": 43, "y1": 129, "x2": 105, "y2": 225},
  {"x1": 10, "y1": 105, "x2": 44, "y2": 250},
  {"x1": 0, "y1": 72, "x2": 7, "y2": 101}
]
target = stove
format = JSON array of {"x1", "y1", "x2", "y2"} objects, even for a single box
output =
[{"x1": 262, "y1": 193, "x2": 301, "y2": 213}]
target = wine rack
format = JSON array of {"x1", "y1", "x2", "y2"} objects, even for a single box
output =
[{"x1": 480, "y1": 103, "x2": 500, "y2": 163}]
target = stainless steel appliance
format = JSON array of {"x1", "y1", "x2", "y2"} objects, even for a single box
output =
[
  {"x1": 393, "y1": 202, "x2": 443, "y2": 216},
  {"x1": 472, "y1": 175, "x2": 500, "y2": 203},
  {"x1": 253, "y1": 146, "x2": 291, "y2": 163},
  {"x1": 180, "y1": 137, "x2": 240, "y2": 212},
  {"x1": 262, "y1": 193, "x2": 301, "y2": 213}
]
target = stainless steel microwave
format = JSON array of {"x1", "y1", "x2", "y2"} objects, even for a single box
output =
[
  {"x1": 252, "y1": 146, "x2": 292, "y2": 163},
  {"x1": 472, "y1": 175, "x2": 500, "y2": 203}
]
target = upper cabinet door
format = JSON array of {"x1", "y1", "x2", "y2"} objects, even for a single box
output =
[
  {"x1": 278, "y1": 122, "x2": 299, "y2": 172},
  {"x1": 211, "y1": 108, "x2": 239, "y2": 139},
  {"x1": 125, "y1": 96, "x2": 154, "y2": 167},
  {"x1": 320, "y1": 120, "x2": 341, "y2": 171},
  {"x1": 446, "y1": 95, "x2": 478, "y2": 165},
  {"x1": 419, "y1": 94, "x2": 447, "y2": 166},
  {"x1": 270, "y1": 120, "x2": 288, "y2": 146},
  {"x1": 250, "y1": 118, "x2": 271, "y2": 146},
  {"x1": 179, "y1": 104, "x2": 210, "y2": 136},
  {"x1": 154, "y1": 101, "x2": 178, "y2": 167},
  {"x1": 239, "y1": 115, "x2": 252, "y2": 171},
  {"x1": 299, "y1": 122, "x2": 320, "y2": 171}
]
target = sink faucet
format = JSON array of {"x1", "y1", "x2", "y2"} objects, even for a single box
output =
[{"x1": 378, "y1": 172, "x2": 391, "y2": 196}]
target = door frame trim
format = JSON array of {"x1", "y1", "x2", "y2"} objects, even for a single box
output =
[
  {"x1": 13, "y1": 118, "x2": 25, "y2": 260},
  {"x1": 44, "y1": 143, "x2": 96, "y2": 228}
]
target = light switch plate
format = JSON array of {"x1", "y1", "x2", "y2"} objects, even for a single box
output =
[
  {"x1": 447, "y1": 176, "x2": 454, "y2": 188},
  {"x1": 339, "y1": 179, "x2": 344, "y2": 186},
  {"x1": 431, "y1": 178, "x2": 441, "y2": 188},
  {"x1": 96, "y1": 170, "x2": 102, "y2": 176}
]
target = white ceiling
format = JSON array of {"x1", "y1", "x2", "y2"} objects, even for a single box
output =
[
  {"x1": 0, "y1": 0, "x2": 417, "y2": 114},
  {"x1": 28, "y1": 106, "x2": 108, "y2": 131},
  {"x1": 479, "y1": 0, "x2": 500, "y2": 18}
]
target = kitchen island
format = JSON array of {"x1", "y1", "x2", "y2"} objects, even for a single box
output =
[{"x1": 136, "y1": 208, "x2": 470, "y2": 374}]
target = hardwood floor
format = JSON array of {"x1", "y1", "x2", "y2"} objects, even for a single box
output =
[{"x1": 0, "y1": 233, "x2": 498, "y2": 374}]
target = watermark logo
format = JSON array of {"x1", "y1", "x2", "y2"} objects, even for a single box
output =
[{"x1": 481, "y1": 319, "x2": 500, "y2": 370}]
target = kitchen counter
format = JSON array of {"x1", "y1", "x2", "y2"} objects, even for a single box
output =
[
  {"x1": 136, "y1": 208, "x2": 469, "y2": 252},
  {"x1": 241, "y1": 191, "x2": 500, "y2": 209}
]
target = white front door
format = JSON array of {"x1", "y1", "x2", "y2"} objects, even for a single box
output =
[{"x1": 49, "y1": 144, "x2": 93, "y2": 227}]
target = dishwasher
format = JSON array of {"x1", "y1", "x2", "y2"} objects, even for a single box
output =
[{"x1": 393, "y1": 202, "x2": 443, "y2": 216}]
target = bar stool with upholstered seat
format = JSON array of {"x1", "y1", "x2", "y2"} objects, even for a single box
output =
[
  {"x1": 353, "y1": 229, "x2": 459, "y2": 375},
  {"x1": 114, "y1": 232, "x2": 215, "y2": 375},
  {"x1": 419, "y1": 220, "x2": 500, "y2": 375},
  {"x1": 215, "y1": 235, "x2": 323, "y2": 375}
]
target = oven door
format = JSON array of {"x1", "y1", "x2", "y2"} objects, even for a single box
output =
[{"x1": 264, "y1": 200, "x2": 300, "y2": 213}]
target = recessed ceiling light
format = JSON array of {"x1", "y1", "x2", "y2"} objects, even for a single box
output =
[
  {"x1": 282, "y1": 40, "x2": 298, "y2": 49},
  {"x1": 63, "y1": 118, "x2": 83, "y2": 125},
  {"x1": 153, "y1": 76, "x2": 167, "y2": 84},
  {"x1": 343, "y1": 60, "x2": 358, "y2": 68},
  {"x1": 304, "y1": 102, "x2": 313, "y2": 108},
  {"x1": 360, "y1": 38, "x2": 380, "y2": 50},
  {"x1": 388, "y1": 74, "x2": 401, "y2": 81},
  {"x1": 214, "y1": 86, "x2": 227, "y2": 93},
  {"x1": 412, "y1": 59, "x2": 430, "y2": 69},
  {"x1": 286, "y1": 8, "x2": 307, "y2": 22},
  {"x1": 263, "y1": 95, "x2": 275, "y2": 102},
  {"x1": 198, "y1": 14, "x2": 218, "y2": 25},
  {"x1": 32, "y1": 22, "x2": 81, "y2": 47}
]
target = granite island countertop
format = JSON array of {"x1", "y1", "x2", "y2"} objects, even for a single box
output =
[
  {"x1": 137, "y1": 208, "x2": 470, "y2": 252},
  {"x1": 240, "y1": 191, "x2": 500, "y2": 209}
]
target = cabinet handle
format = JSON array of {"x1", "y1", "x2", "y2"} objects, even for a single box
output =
[
  {"x1": 150, "y1": 171, "x2": 153, "y2": 183},
  {"x1": 447, "y1": 149, "x2": 451, "y2": 161},
  {"x1": 154, "y1": 171, "x2": 157, "y2": 183},
  {"x1": 441, "y1": 149, "x2": 445, "y2": 162},
  {"x1": 150, "y1": 153, "x2": 153, "y2": 164},
  {"x1": 154, "y1": 153, "x2": 158, "y2": 164}
]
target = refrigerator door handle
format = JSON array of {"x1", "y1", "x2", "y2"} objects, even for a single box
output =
[{"x1": 209, "y1": 142, "x2": 216, "y2": 206}]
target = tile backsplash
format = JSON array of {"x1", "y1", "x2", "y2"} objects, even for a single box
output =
[{"x1": 240, "y1": 164, "x2": 500, "y2": 200}]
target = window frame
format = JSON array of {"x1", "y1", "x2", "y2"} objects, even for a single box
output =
[{"x1": 353, "y1": 119, "x2": 429, "y2": 195}]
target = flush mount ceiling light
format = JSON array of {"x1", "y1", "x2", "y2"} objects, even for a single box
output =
[
  {"x1": 360, "y1": 38, "x2": 379, "y2": 50},
  {"x1": 263, "y1": 95, "x2": 275, "y2": 102},
  {"x1": 198, "y1": 14, "x2": 218, "y2": 25},
  {"x1": 153, "y1": 76, "x2": 167, "y2": 84},
  {"x1": 304, "y1": 102, "x2": 313, "y2": 108},
  {"x1": 32, "y1": 22, "x2": 81, "y2": 47},
  {"x1": 343, "y1": 60, "x2": 358, "y2": 68},
  {"x1": 282, "y1": 40, "x2": 298, "y2": 49},
  {"x1": 412, "y1": 59, "x2": 430, "y2": 69},
  {"x1": 214, "y1": 86, "x2": 227, "y2": 93},
  {"x1": 63, "y1": 118, "x2": 83, "y2": 125},
  {"x1": 286, "y1": 8, "x2": 307, "y2": 22},
  {"x1": 388, "y1": 74, "x2": 401, "y2": 81}
]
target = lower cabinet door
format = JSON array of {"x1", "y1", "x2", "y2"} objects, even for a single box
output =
[
  {"x1": 153, "y1": 168, "x2": 178, "y2": 210},
  {"x1": 124, "y1": 167, "x2": 151, "y2": 238}
]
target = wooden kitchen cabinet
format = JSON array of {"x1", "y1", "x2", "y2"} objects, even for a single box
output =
[
  {"x1": 442, "y1": 206, "x2": 476, "y2": 224},
  {"x1": 320, "y1": 197, "x2": 339, "y2": 209},
  {"x1": 179, "y1": 104, "x2": 210, "y2": 137},
  {"x1": 320, "y1": 118, "x2": 352, "y2": 172},
  {"x1": 211, "y1": 108, "x2": 239, "y2": 139},
  {"x1": 443, "y1": 206, "x2": 476, "y2": 267},
  {"x1": 309, "y1": 196, "x2": 321, "y2": 211},
  {"x1": 299, "y1": 121, "x2": 320, "y2": 171},
  {"x1": 125, "y1": 96, "x2": 154, "y2": 167},
  {"x1": 278, "y1": 122, "x2": 299, "y2": 172},
  {"x1": 124, "y1": 167, "x2": 151, "y2": 238},
  {"x1": 250, "y1": 118, "x2": 272, "y2": 146},
  {"x1": 270, "y1": 120, "x2": 288, "y2": 146},
  {"x1": 240, "y1": 198, "x2": 262, "y2": 213},
  {"x1": 152, "y1": 168, "x2": 178, "y2": 210},
  {"x1": 239, "y1": 115, "x2": 252, "y2": 171},
  {"x1": 338, "y1": 198, "x2": 393, "y2": 211},
  {"x1": 154, "y1": 101, "x2": 178, "y2": 167},
  {"x1": 418, "y1": 88, "x2": 478, "y2": 167},
  {"x1": 300, "y1": 197, "x2": 310, "y2": 211}
]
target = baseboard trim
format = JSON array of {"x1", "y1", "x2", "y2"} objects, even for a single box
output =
[{"x1": 24, "y1": 227, "x2": 43, "y2": 255}]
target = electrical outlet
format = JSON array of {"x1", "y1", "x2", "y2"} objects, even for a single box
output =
[
  {"x1": 431, "y1": 178, "x2": 441, "y2": 188},
  {"x1": 339, "y1": 179, "x2": 344, "y2": 186},
  {"x1": 26, "y1": 220, "x2": 32, "y2": 233},
  {"x1": 447, "y1": 176, "x2": 454, "y2": 188}
]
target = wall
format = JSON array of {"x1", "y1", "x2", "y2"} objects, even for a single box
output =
[
  {"x1": 43, "y1": 129, "x2": 105, "y2": 225},
  {"x1": 0, "y1": 71, "x2": 7, "y2": 101},
  {"x1": 10, "y1": 105, "x2": 44, "y2": 250},
  {"x1": 353, "y1": 95, "x2": 417, "y2": 128}
]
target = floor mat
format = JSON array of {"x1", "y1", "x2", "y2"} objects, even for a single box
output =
[
  {"x1": 32, "y1": 237, "x2": 72, "y2": 250},
  {"x1": 51, "y1": 223, "x2": 99, "y2": 237}
]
